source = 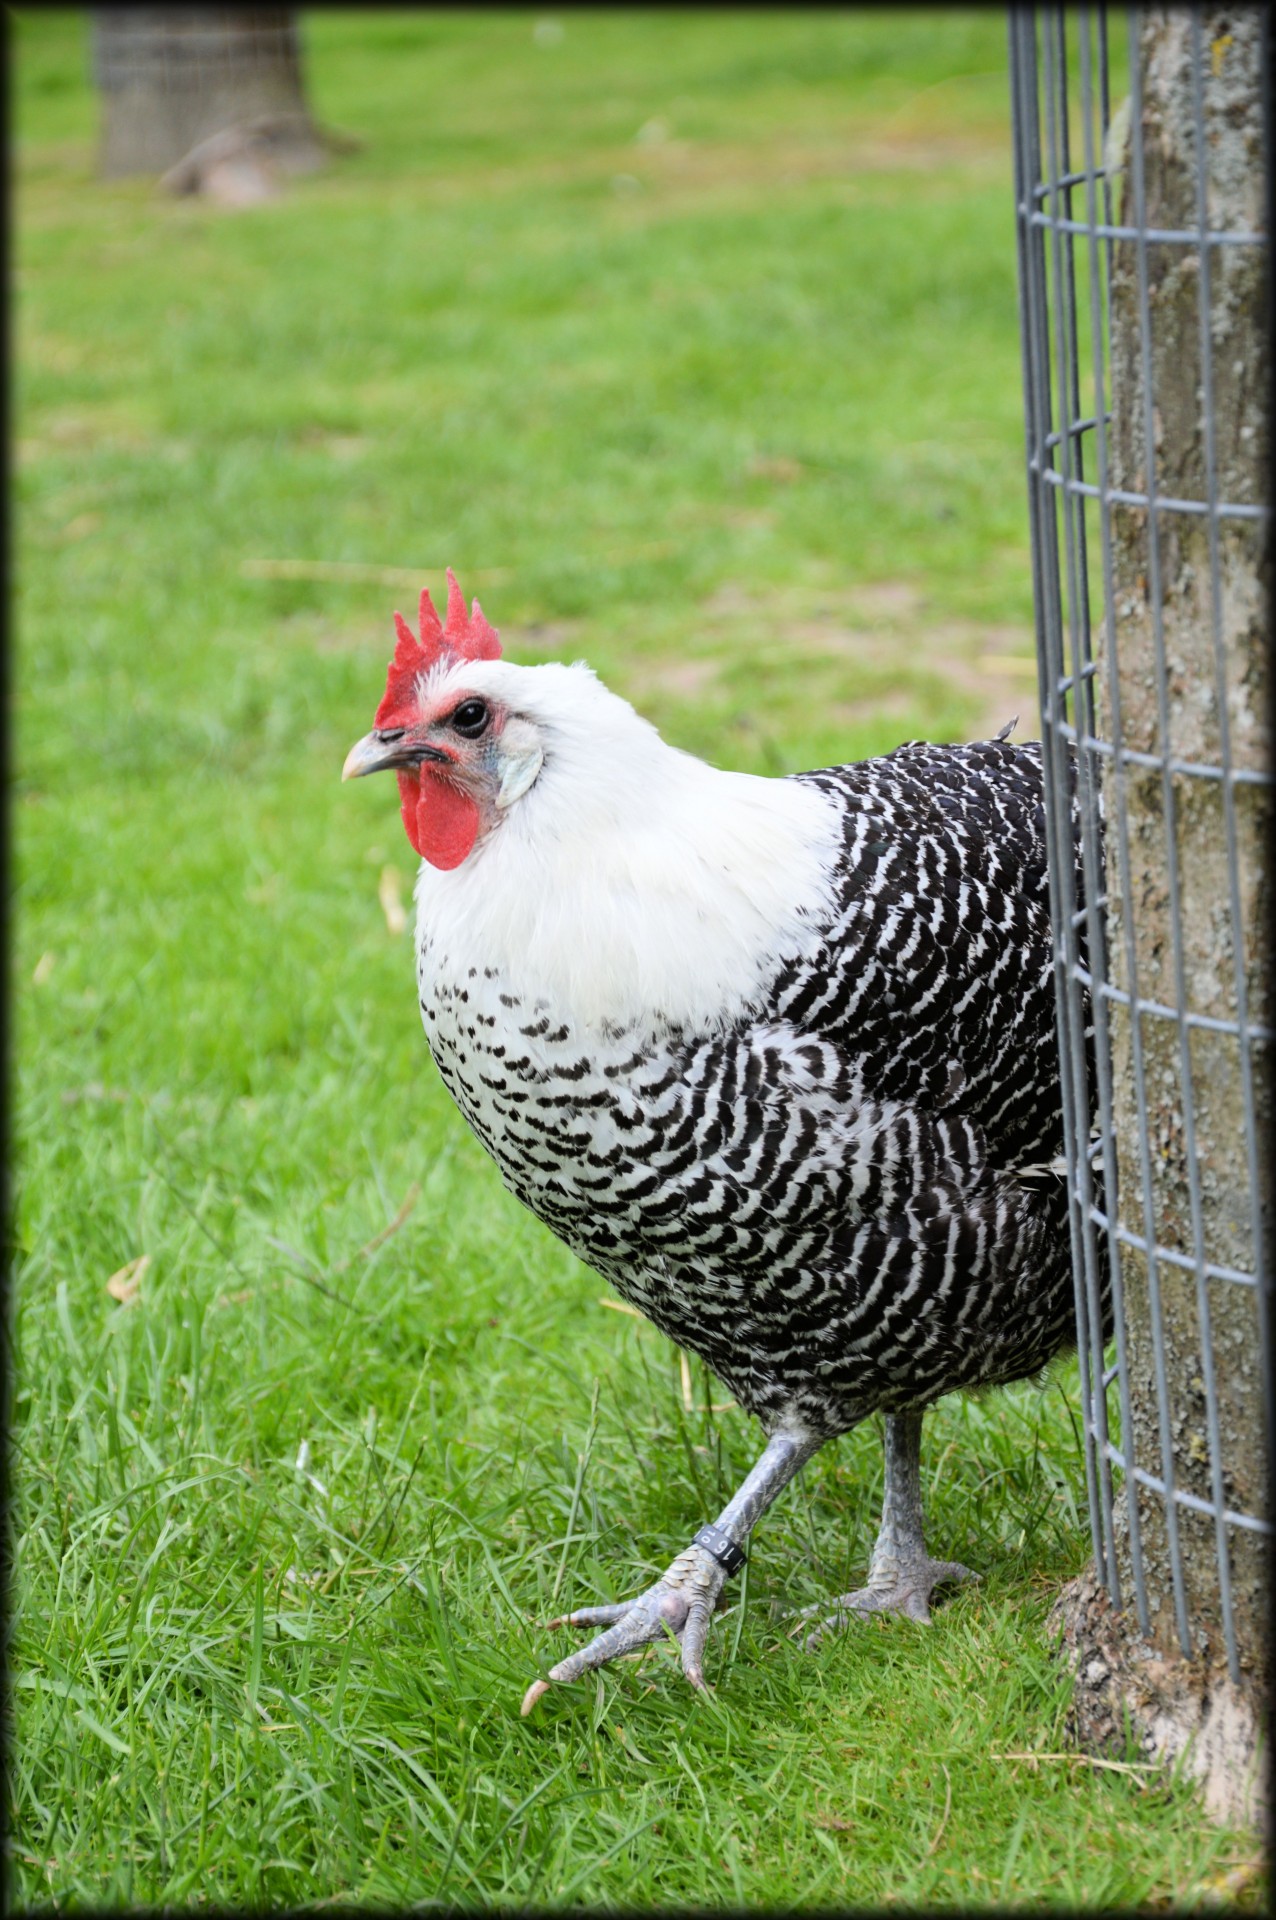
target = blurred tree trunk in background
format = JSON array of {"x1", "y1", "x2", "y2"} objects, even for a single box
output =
[{"x1": 90, "y1": 10, "x2": 324, "y2": 180}]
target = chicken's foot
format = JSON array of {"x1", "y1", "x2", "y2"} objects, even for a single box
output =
[
  {"x1": 521, "y1": 1426, "x2": 819, "y2": 1712},
  {"x1": 798, "y1": 1408, "x2": 976, "y2": 1648}
]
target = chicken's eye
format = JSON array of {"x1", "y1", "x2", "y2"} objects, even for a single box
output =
[{"x1": 451, "y1": 698, "x2": 490, "y2": 738}]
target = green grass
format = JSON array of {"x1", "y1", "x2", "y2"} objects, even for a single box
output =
[{"x1": 11, "y1": 8, "x2": 1264, "y2": 1909}]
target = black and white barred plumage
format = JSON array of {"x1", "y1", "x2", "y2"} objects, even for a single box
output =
[{"x1": 413, "y1": 720, "x2": 1086, "y2": 1443}]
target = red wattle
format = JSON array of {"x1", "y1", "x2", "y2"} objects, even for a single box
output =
[{"x1": 396, "y1": 768, "x2": 480, "y2": 870}]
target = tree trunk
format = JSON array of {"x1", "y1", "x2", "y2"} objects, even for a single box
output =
[
  {"x1": 91, "y1": 10, "x2": 324, "y2": 180},
  {"x1": 1055, "y1": 7, "x2": 1269, "y2": 1831}
]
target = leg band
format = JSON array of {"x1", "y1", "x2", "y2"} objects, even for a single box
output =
[{"x1": 692, "y1": 1523, "x2": 746, "y2": 1577}]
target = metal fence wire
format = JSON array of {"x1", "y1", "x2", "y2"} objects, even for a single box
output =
[{"x1": 1009, "y1": 6, "x2": 1271, "y2": 1685}]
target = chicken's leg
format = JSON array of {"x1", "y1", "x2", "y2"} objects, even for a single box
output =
[
  {"x1": 521, "y1": 1427, "x2": 820, "y2": 1712},
  {"x1": 799, "y1": 1408, "x2": 976, "y2": 1648}
]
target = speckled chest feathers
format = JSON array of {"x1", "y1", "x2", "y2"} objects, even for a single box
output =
[{"x1": 411, "y1": 728, "x2": 1095, "y2": 1442}]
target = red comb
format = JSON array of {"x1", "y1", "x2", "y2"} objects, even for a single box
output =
[{"x1": 374, "y1": 568, "x2": 501, "y2": 728}]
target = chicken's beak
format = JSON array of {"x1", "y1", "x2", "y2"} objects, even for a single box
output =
[
  {"x1": 343, "y1": 732, "x2": 397, "y2": 781},
  {"x1": 342, "y1": 731, "x2": 445, "y2": 781}
]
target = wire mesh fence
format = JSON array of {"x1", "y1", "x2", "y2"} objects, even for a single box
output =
[{"x1": 1009, "y1": 6, "x2": 1271, "y2": 1685}]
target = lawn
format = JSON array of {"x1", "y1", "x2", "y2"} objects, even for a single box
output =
[{"x1": 10, "y1": 8, "x2": 1264, "y2": 1909}]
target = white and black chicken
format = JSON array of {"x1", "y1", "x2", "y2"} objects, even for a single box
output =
[{"x1": 343, "y1": 572, "x2": 1099, "y2": 1712}]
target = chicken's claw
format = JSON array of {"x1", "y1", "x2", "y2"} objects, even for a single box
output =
[
  {"x1": 795, "y1": 1556, "x2": 978, "y2": 1650},
  {"x1": 520, "y1": 1543, "x2": 726, "y2": 1712},
  {"x1": 520, "y1": 1678, "x2": 552, "y2": 1716}
]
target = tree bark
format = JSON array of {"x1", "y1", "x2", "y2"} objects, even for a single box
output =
[
  {"x1": 1054, "y1": 7, "x2": 1269, "y2": 1831},
  {"x1": 1104, "y1": 0, "x2": 1269, "y2": 1690},
  {"x1": 91, "y1": 10, "x2": 324, "y2": 180}
]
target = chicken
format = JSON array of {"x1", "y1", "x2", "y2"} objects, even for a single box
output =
[{"x1": 343, "y1": 571, "x2": 1100, "y2": 1712}]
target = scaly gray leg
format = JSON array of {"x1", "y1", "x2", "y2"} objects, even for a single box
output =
[
  {"x1": 521, "y1": 1427, "x2": 820, "y2": 1713},
  {"x1": 800, "y1": 1408, "x2": 977, "y2": 1648}
]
